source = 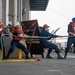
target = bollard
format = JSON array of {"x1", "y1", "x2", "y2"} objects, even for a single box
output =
[
  {"x1": 18, "y1": 42, "x2": 27, "y2": 59},
  {"x1": 18, "y1": 49, "x2": 22, "y2": 59}
]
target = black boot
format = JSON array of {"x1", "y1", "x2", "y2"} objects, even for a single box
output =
[
  {"x1": 57, "y1": 53, "x2": 63, "y2": 59},
  {"x1": 6, "y1": 51, "x2": 11, "y2": 59},
  {"x1": 25, "y1": 52, "x2": 29, "y2": 59},
  {"x1": 3, "y1": 52, "x2": 6, "y2": 59},
  {"x1": 64, "y1": 52, "x2": 67, "y2": 59},
  {"x1": 3, "y1": 55, "x2": 7, "y2": 59},
  {"x1": 46, "y1": 49, "x2": 53, "y2": 59},
  {"x1": 73, "y1": 50, "x2": 75, "y2": 53},
  {"x1": 64, "y1": 48, "x2": 68, "y2": 59}
]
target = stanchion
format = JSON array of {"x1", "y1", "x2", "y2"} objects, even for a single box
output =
[
  {"x1": 18, "y1": 49, "x2": 22, "y2": 59},
  {"x1": 18, "y1": 41, "x2": 27, "y2": 59}
]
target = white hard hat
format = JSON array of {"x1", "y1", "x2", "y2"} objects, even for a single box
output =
[
  {"x1": 15, "y1": 22, "x2": 20, "y2": 26},
  {"x1": 8, "y1": 21, "x2": 12, "y2": 26}
]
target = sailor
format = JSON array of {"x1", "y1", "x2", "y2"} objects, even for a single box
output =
[
  {"x1": 40, "y1": 24, "x2": 63, "y2": 59},
  {"x1": 64, "y1": 17, "x2": 75, "y2": 58},
  {"x1": 6, "y1": 24, "x2": 29, "y2": 59}
]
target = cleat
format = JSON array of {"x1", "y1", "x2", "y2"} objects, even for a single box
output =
[{"x1": 57, "y1": 55, "x2": 63, "y2": 59}]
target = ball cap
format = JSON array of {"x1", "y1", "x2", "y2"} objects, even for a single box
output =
[{"x1": 43, "y1": 24, "x2": 50, "y2": 29}]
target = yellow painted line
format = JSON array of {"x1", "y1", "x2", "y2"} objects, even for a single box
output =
[
  {"x1": 0, "y1": 59, "x2": 53, "y2": 62},
  {"x1": 0, "y1": 59, "x2": 36, "y2": 62}
]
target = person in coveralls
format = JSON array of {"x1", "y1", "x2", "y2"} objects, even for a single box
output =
[
  {"x1": 6, "y1": 24, "x2": 29, "y2": 59},
  {"x1": 40, "y1": 24, "x2": 63, "y2": 59},
  {"x1": 64, "y1": 18, "x2": 75, "y2": 58},
  {"x1": 0, "y1": 20, "x2": 6, "y2": 59}
]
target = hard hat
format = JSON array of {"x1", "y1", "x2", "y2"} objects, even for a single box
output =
[
  {"x1": 72, "y1": 18, "x2": 75, "y2": 22},
  {"x1": 15, "y1": 22, "x2": 20, "y2": 26},
  {"x1": 8, "y1": 21, "x2": 12, "y2": 26}
]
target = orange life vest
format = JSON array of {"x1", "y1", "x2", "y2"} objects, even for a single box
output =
[
  {"x1": 69, "y1": 22, "x2": 75, "y2": 34},
  {"x1": 13, "y1": 29, "x2": 25, "y2": 41},
  {"x1": 0, "y1": 24, "x2": 4, "y2": 34}
]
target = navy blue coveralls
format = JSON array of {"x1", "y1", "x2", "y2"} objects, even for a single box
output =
[
  {"x1": 0, "y1": 30, "x2": 8, "y2": 59},
  {"x1": 39, "y1": 29, "x2": 60, "y2": 55},
  {"x1": 65, "y1": 23, "x2": 75, "y2": 54},
  {"x1": 6, "y1": 31, "x2": 28, "y2": 58},
  {"x1": 0, "y1": 35, "x2": 5, "y2": 58}
]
